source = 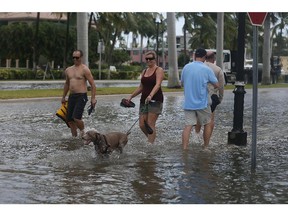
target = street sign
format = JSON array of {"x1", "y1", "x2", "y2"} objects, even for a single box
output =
[
  {"x1": 247, "y1": 12, "x2": 268, "y2": 26},
  {"x1": 247, "y1": 12, "x2": 268, "y2": 170}
]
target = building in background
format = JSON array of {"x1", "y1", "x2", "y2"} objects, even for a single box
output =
[{"x1": 0, "y1": 12, "x2": 67, "y2": 25}]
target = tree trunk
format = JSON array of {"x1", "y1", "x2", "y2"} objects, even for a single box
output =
[
  {"x1": 261, "y1": 13, "x2": 271, "y2": 85},
  {"x1": 77, "y1": 12, "x2": 89, "y2": 66},
  {"x1": 63, "y1": 12, "x2": 70, "y2": 69},
  {"x1": 183, "y1": 13, "x2": 189, "y2": 65},
  {"x1": 167, "y1": 12, "x2": 181, "y2": 88},
  {"x1": 216, "y1": 13, "x2": 224, "y2": 69},
  {"x1": 33, "y1": 12, "x2": 40, "y2": 74},
  {"x1": 140, "y1": 35, "x2": 144, "y2": 68}
]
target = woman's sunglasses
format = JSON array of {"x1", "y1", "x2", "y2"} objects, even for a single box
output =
[{"x1": 145, "y1": 57, "x2": 155, "y2": 61}]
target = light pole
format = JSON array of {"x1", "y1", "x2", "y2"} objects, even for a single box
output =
[
  {"x1": 98, "y1": 40, "x2": 103, "y2": 80},
  {"x1": 155, "y1": 17, "x2": 161, "y2": 65}
]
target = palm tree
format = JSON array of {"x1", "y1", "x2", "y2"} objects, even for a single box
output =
[
  {"x1": 33, "y1": 12, "x2": 40, "y2": 75},
  {"x1": 94, "y1": 12, "x2": 139, "y2": 67},
  {"x1": 188, "y1": 13, "x2": 217, "y2": 49},
  {"x1": 261, "y1": 12, "x2": 288, "y2": 84},
  {"x1": 176, "y1": 13, "x2": 195, "y2": 64},
  {"x1": 63, "y1": 12, "x2": 70, "y2": 69},
  {"x1": 223, "y1": 13, "x2": 239, "y2": 51},
  {"x1": 135, "y1": 12, "x2": 158, "y2": 67},
  {"x1": 77, "y1": 12, "x2": 89, "y2": 66},
  {"x1": 270, "y1": 13, "x2": 288, "y2": 55},
  {"x1": 167, "y1": 12, "x2": 180, "y2": 88},
  {"x1": 262, "y1": 13, "x2": 271, "y2": 85},
  {"x1": 51, "y1": 12, "x2": 74, "y2": 68},
  {"x1": 216, "y1": 12, "x2": 224, "y2": 69}
]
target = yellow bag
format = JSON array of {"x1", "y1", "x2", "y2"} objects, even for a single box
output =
[{"x1": 56, "y1": 101, "x2": 70, "y2": 128}]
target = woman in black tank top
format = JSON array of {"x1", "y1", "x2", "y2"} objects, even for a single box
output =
[{"x1": 126, "y1": 51, "x2": 165, "y2": 143}]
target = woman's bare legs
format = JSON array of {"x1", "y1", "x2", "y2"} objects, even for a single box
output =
[{"x1": 139, "y1": 113, "x2": 159, "y2": 143}]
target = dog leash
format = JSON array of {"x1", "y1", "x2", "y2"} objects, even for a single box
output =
[
  {"x1": 125, "y1": 102, "x2": 153, "y2": 135},
  {"x1": 125, "y1": 102, "x2": 146, "y2": 134},
  {"x1": 126, "y1": 117, "x2": 139, "y2": 134}
]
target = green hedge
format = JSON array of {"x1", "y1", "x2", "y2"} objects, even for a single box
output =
[
  {"x1": 91, "y1": 69, "x2": 140, "y2": 80},
  {"x1": 0, "y1": 66, "x2": 174, "y2": 80},
  {"x1": 0, "y1": 68, "x2": 65, "y2": 80}
]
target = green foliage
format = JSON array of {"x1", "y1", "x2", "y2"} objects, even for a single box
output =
[
  {"x1": 0, "y1": 67, "x2": 141, "y2": 81},
  {"x1": 0, "y1": 68, "x2": 65, "y2": 80},
  {"x1": 0, "y1": 12, "x2": 162, "y2": 73},
  {"x1": 0, "y1": 21, "x2": 98, "y2": 69},
  {"x1": 0, "y1": 69, "x2": 9, "y2": 80},
  {"x1": 112, "y1": 49, "x2": 131, "y2": 66},
  {"x1": 178, "y1": 53, "x2": 190, "y2": 67},
  {"x1": 88, "y1": 28, "x2": 100, "y2": 64},
  {"x1": 91, "y1": 69, "x2": 140, "y2": 80},
  {"x1": 117, "y1": 64, "x2": 142, "y2": 72},
  {"x1": 0, "y1": 23, "x2": 34, "y2": 60}
]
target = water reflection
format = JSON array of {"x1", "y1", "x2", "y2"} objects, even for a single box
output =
[
  {"x1": 179, "y1": 150, "x2": 217, "y2": 204},
  {"x1": 132, "y1": 158, "x2": 163, "y2": 203},
  {"x1": 1, "y1": 89, "x2": 288, "y2": 203}
]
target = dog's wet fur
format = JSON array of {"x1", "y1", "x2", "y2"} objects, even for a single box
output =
[{"x1": 82, "y1": 129, "x2": 130, "y2": 156}]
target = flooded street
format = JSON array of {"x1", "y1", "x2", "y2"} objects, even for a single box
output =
[{"x1": 1, "y1": 88, "x2": 288, "y2": 204}]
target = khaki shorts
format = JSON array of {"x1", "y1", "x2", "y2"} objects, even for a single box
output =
[
  {"x1": 139, "y1": 101, "x2": 163, "y2": 115},
  {"x1": 184, "y1": 107, "x2": 211, "y2": 126}
]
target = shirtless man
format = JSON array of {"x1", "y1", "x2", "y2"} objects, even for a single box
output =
[{"x1": 61, "y1": 50, "x2": 97, "y2": 137}]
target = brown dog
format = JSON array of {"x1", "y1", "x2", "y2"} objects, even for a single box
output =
[{"x1": 82, "y1": 129, "x2": 130, "y2": 156}]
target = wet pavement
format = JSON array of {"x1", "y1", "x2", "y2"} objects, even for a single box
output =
[{"x1": 0, "y1": 88, "x2": 288, "y2": 204}]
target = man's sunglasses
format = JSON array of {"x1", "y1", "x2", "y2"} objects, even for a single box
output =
[
  {"x1": 73, "y1": 56, "x2": 80, "y2": 60},
  {"x1": 145, "y1": 57, "x2": 155, "y2": 61}
]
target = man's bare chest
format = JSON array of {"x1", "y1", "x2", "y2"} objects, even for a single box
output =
[{"x1": 67, "y1": 67, "x2": 85, "y2": 80}]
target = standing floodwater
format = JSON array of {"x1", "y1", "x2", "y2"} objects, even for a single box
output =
[{"x1": 1, "y1": 89, "x2": 288, "y2": 204}]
